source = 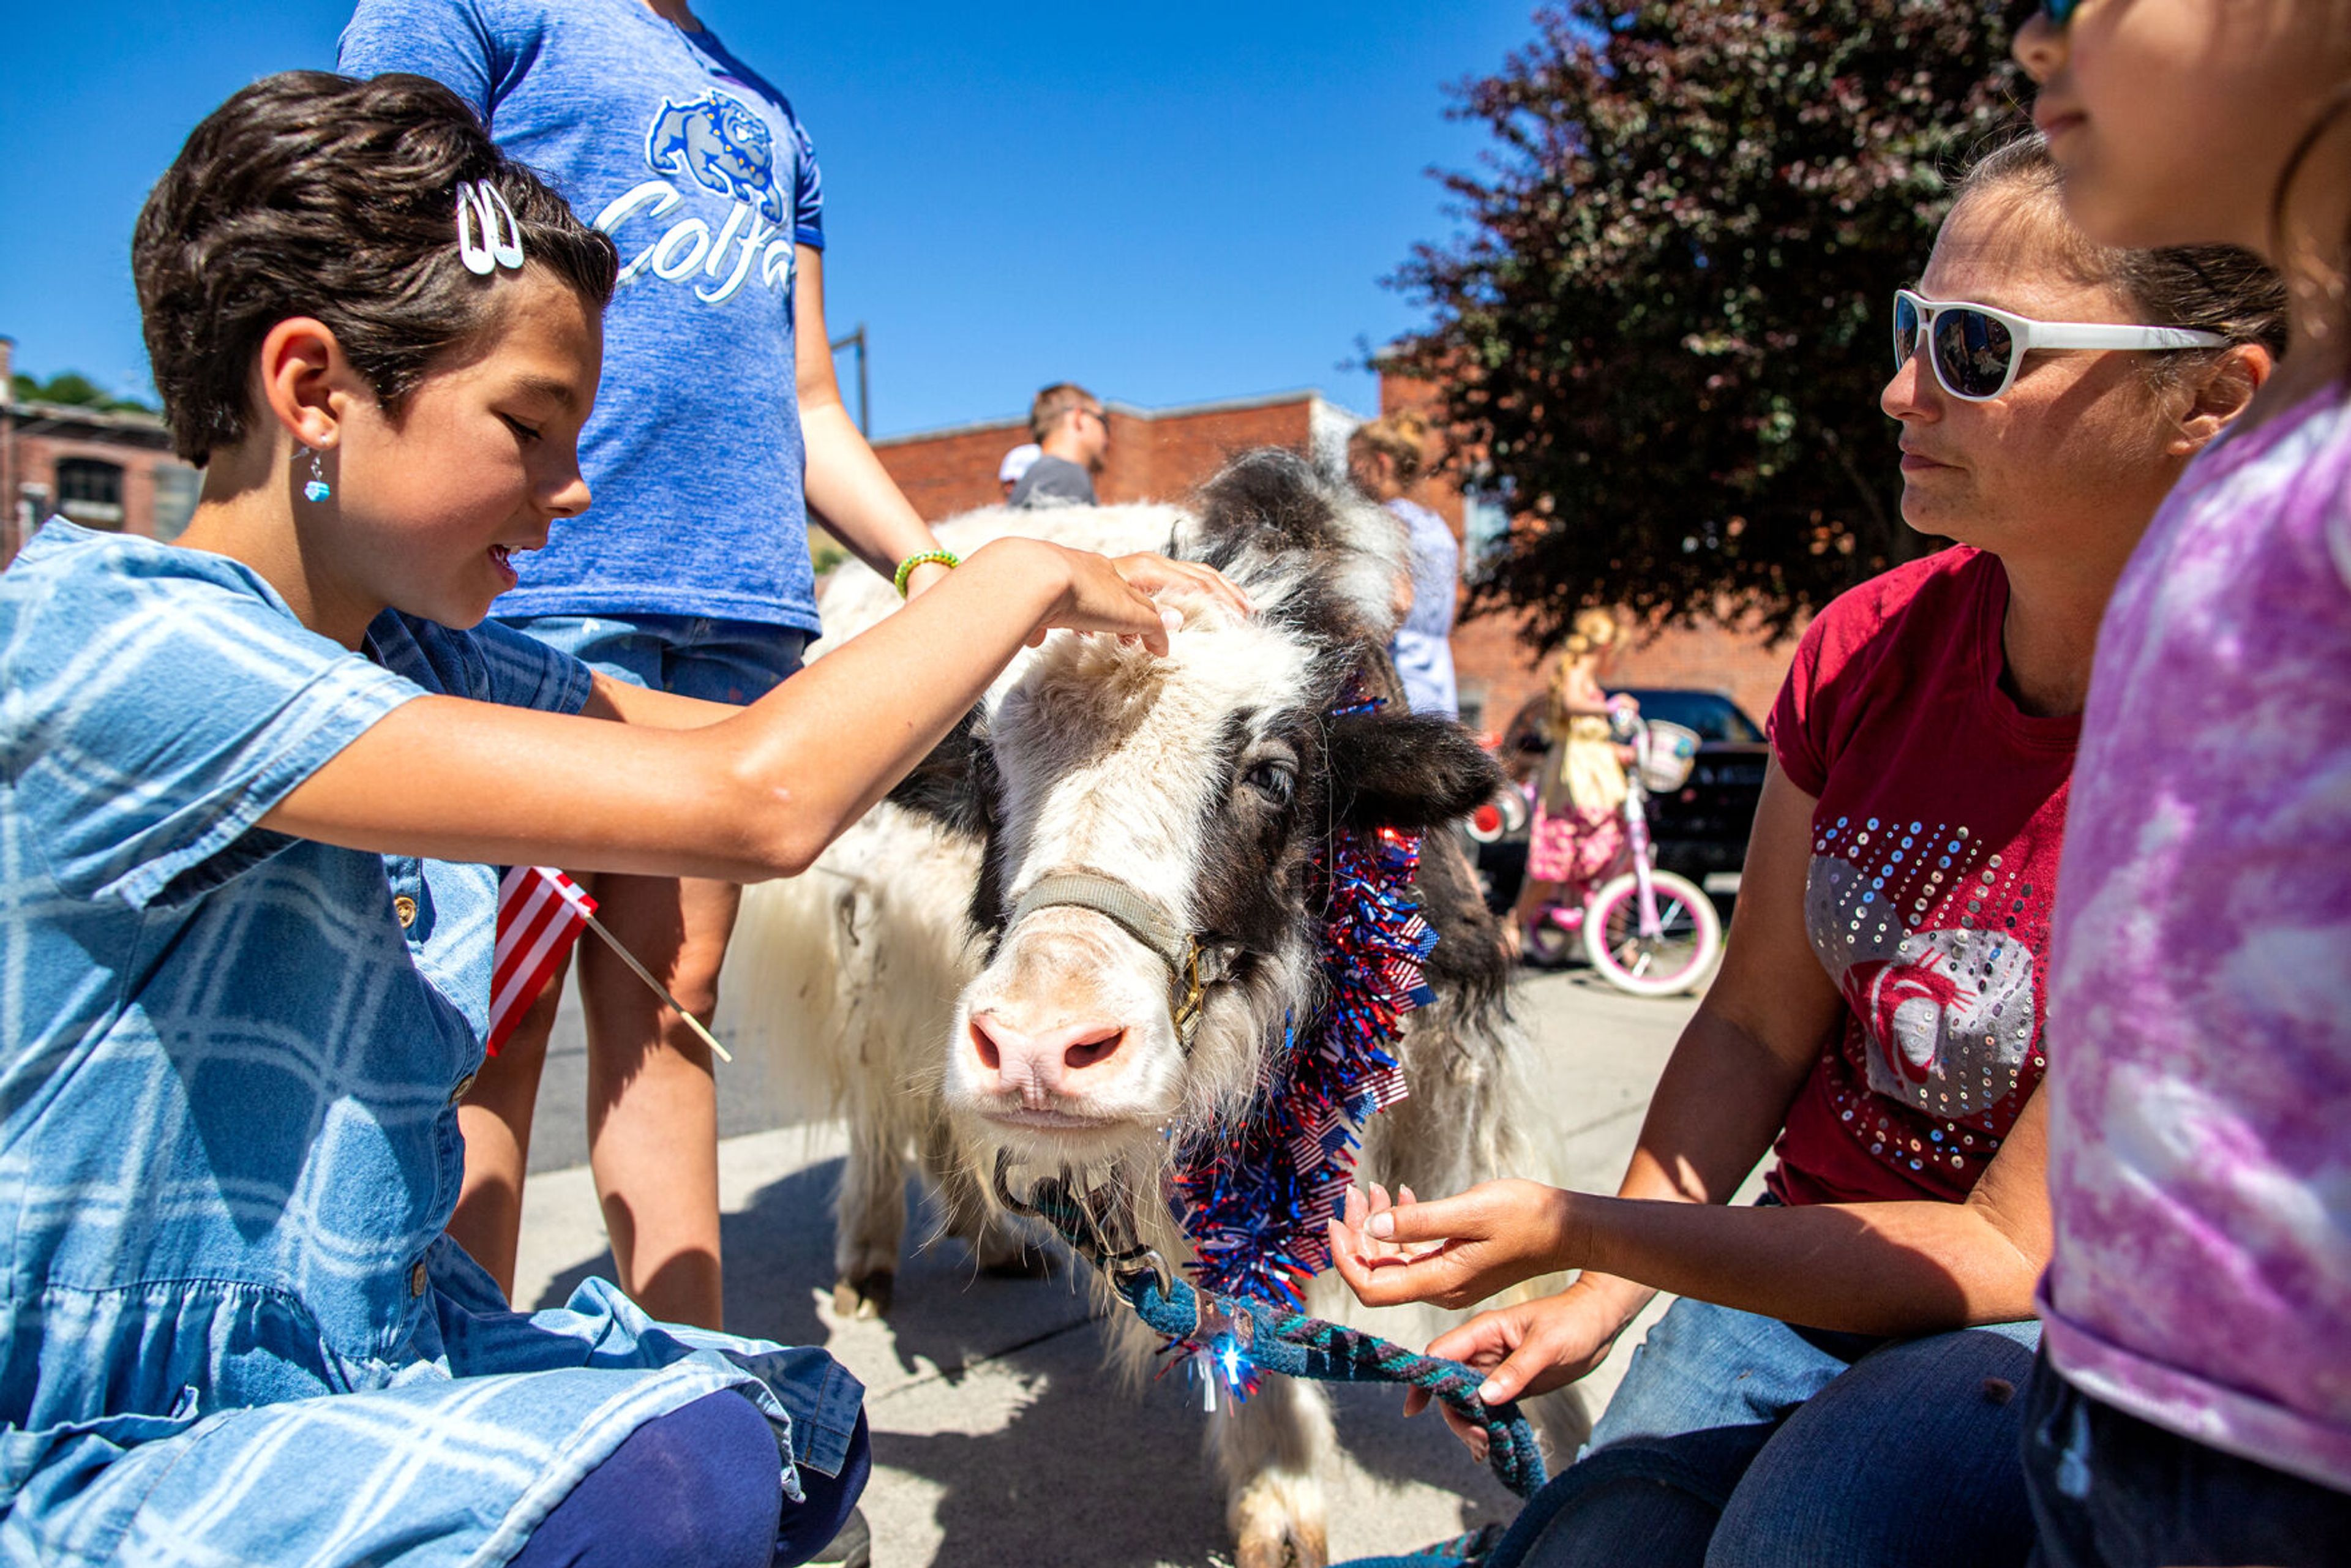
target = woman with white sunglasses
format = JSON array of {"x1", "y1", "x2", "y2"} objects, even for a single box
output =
[{"x1": 1326, "y1": 135, "x2": 2282, "y2": 1568}]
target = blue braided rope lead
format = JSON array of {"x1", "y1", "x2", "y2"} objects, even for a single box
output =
[{"x1": 1120, "y1": 1274, "x2": 1549, "y2": 1501}]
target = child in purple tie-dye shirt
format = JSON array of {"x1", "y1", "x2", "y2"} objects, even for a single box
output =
[{"x1": 2012, "y1": 2, "x2": 2351, "y2": 1561}]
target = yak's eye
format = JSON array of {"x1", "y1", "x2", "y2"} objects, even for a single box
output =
[{"x1": 1243, "y1": 759, "x2": 1297, "y2": 806}]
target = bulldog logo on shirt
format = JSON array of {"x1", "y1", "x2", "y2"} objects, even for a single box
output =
[{"x1": 646, "y1": 91, "x2": 786, "y2": 223}]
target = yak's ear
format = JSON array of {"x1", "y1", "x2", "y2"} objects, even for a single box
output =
[
  {"x1": 1326, "y1": 711, "x2": 1502, "y2": 831},
  {"x1": 887, "y1": 705, "x2": 994, "y2": 840}
]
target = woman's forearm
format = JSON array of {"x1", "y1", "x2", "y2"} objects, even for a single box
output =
[
  {"x1": 1558, "y1": 1189, "x2": 2042, "y2": 1335},
  {"x1": 1554, "y1": 1006, "x2": 1815, "y2": 1326},
  {"x1": 791, "y1": 244, "x2": 948, "y2": 587},
  {"x1": 800, "y1": 398, "x2": 942, "y2": 580},
  {"x1": 1618, "y1": 1007, "x2": 1812, "y2": 1207}
]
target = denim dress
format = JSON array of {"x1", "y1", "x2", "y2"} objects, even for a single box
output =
[{"x1": 0, "y1": 525, "x2": 861, "y2": 1566}]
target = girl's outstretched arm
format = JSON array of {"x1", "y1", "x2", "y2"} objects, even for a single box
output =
[{"x1": 261, "y1": 539, "x2": 1239, "y2": 880}]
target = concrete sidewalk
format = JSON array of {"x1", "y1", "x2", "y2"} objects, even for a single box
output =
[{"x1": 509, "y1": 969, "x2": 1708, "y2": 1567}]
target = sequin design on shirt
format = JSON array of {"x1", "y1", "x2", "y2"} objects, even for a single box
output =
[{"x1": 1803, "y1": 814, "x2": 2050, "y2": 1177}]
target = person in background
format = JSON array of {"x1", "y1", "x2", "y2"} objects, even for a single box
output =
[
  {"x1": 2009, "y1": 3, "x2": 2351, "y2": 1560},
  {"x1": 1509, "y1": 610, "x2": 1633, "y2": 956},
  {"x1": 1329, "y1": 132, "x2": 2282, "y2": 1568},
  {"x1": 1348, "y1": 410, "x2": 1461, "y2": 719},
  {"x1": 1010, "y1": 381, "x2": 1109, "y2": 507},
  {"x1": 997, "y1": 441, "x2": 1041, "y2": 500},
  {"x1": 338, "y1": 0, "x2": 961, "y2": 1368}
]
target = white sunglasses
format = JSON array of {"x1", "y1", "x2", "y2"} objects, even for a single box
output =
[{"x1": 1892, "y1": 288, "x2": 2228, "y2": 402}]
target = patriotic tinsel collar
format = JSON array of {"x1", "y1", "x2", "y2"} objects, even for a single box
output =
[{"x1": 1160, "y1": 699, "x2": 1438, "y2": 1397}]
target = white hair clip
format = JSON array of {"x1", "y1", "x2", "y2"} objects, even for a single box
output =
[{"x1": 455, "y1": 180, "x2": 525, "y2": 276}]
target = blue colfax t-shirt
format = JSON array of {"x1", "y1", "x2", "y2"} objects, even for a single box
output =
[{"x1": 340, "y1": 0, "x2": 826, "y2": 631}]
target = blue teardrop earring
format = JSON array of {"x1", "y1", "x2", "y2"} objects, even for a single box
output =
[{"x1": 301, "y1": 446, "x2": 332, "y2": 504}]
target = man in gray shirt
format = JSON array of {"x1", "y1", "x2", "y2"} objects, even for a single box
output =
[{"x1": 1010, "y1": 381, "x2": 1111, "y2": 507}]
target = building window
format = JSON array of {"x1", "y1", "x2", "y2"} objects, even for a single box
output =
[{"x1": 55, "y1": 459, "x2": 125, "y2": 530}]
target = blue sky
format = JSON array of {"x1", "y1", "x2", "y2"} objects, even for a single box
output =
[{"x1": 0, "y1": 2, "x2": 1537, "y2": 438}]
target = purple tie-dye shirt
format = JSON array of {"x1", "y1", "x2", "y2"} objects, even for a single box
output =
[{"x1": 2041, "y1": 383, "x2": 2351, "y2": 1492}]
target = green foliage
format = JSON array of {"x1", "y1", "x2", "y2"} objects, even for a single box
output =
[
  {"x1": 10, "y1": 370, "x2": 155, "y2": 414},
  {"x1": 1393, "y1": 0, "x2": 2026, "y2": 638}
]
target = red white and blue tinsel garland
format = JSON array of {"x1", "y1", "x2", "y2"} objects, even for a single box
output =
[{"x1": 1158, "y1": 734, "x2": 1439, "y2": 1403}]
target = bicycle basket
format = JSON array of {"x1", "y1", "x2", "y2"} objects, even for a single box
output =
[{"x1": 1635, "y1": 721, "x2": 1701, "y2": 792}]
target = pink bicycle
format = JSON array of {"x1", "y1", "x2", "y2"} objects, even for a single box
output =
[{"x1": 1521, "y1": 715, "x2": 1723, "y2": 996}]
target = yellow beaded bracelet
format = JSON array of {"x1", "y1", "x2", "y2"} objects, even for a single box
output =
[{"x1": 893, "y1": 548, "x2": 961, "y2": 598}]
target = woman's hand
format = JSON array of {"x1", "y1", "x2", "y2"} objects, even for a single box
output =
[
  {"x1": 1405, "y1": 1285, "x2": 1646, "y2": 1458},
  {"x1": 1327, "y1": 1178, "x2": 1577, "y2": 1311}
]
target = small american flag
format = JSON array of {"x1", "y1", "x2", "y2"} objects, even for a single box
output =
[{"x1": 488, "y1": 866, "x2": 594, "y2": 1055}]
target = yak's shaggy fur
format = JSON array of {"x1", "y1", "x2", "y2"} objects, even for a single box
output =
[{"x1": 731, "y1": 453, "x2": 1582, "y2": 1568}]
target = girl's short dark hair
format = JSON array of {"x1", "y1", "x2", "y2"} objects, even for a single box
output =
[
  {"x1": 133, "y1": 71, "x2": 620, "y2": 465},
  {"x1": 1954, "y1": 133, "x2": 2290, "y2": 375}
]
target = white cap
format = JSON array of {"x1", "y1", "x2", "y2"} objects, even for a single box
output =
[{"x1": 999, "y1": 443, "x2": 1043, "y2": 484}]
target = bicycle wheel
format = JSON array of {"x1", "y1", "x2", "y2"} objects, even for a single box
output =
[{"x1": 1582, "y1": 870, "x2": 1722, "y2": 996}]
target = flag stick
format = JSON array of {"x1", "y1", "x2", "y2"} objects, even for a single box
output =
[{"x1": 579, "y1": 910, "x2": 734, "y2": 1063}]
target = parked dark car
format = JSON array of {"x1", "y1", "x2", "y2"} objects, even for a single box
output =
[{"x1": 1469, "y1": 687, "x2": 1768, "y2": 915}]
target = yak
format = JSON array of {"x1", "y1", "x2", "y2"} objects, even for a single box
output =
[{"x1": 733, "y1": 451, "x2": 1579, "y2": 1567}]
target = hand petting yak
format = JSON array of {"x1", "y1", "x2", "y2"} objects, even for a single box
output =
[{"x1": 733, "y1": 450, "x2": 1579, "y2": 1568}]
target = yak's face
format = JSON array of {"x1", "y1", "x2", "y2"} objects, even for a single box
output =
[{"x1": 933, "y1": 452, "x2": 1498, "y2": 1171}]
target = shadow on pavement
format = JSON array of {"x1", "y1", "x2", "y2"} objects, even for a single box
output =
[
  {"x1": 874, "y1": 1327, "x2": 1232, "y2": 1568},
  {"x1": 530, "y1": 1158, "x2": 1101, "y2": 1386},
  {"x1": 866, "y1": 1315, "x2": 1522, "y2": 1567},
  {"x1": 530, "y1": 1157, "x2": 1526, "y2": 1566},
  {"x1": 1325, "y1": 1376, "x2": 1523, "y2": 1520},
  {"x1": 530, "y1": 1158, "x2": 838, "y2": 1351}
]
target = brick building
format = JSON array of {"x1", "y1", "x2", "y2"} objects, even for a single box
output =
[
  {"x1": 873, "y1": 386, "x2": 1364, "y2": 520},
  {"x1": 871, "y1": 375, "x2": 1803, "y2": 732},
  {"x1": 1, "y1": 337, "x2": 201, "y2": 568}
]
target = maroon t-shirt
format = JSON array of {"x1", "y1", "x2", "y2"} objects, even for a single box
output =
[{"x1": 1766, "y1": 547, "x2": 2076, "y2": 1206}]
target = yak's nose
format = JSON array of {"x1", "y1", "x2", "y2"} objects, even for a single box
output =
[{"x1": 968, "y1": 1012, "x2": 1128, "y2": 1107}]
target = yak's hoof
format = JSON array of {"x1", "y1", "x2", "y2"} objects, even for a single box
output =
[
  {"x1": 1235, "y1": 1483, "x2": 1327, "y2": 1568},
  {"x1": 1236, "y1": 1528, "x2": 1326, "y2": 1568},
  {"x1": 831, "y1": 1269, "x2": 894, "y2": 1319}
]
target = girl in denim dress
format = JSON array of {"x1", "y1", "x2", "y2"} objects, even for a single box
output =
[{"x1": 0, "y1": 72, "x2": 1235, "y2": 1567}]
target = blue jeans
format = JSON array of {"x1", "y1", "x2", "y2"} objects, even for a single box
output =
[
  {"x1": 1488, "y1": 1297, "x2": 2042, "y2": 1568},
  {"x1": 503, "y1": 613, "x2": 809, "y2": 705},
  {"x1": 2021, "y1": 1348, "x2": 2351, "y2": 1567}
]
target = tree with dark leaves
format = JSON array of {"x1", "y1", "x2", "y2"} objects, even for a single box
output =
[{"x1": 1393, "y1": 1, "x2": 2025, "y2": 639}]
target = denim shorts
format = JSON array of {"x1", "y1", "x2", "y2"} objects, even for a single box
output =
[
  {"x1": 1487, "y1": 1296, "x2": 2044, "y2": 1568},
  {"x1": 500, "y1": 613, "x2": 809, "y2": 707}
]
